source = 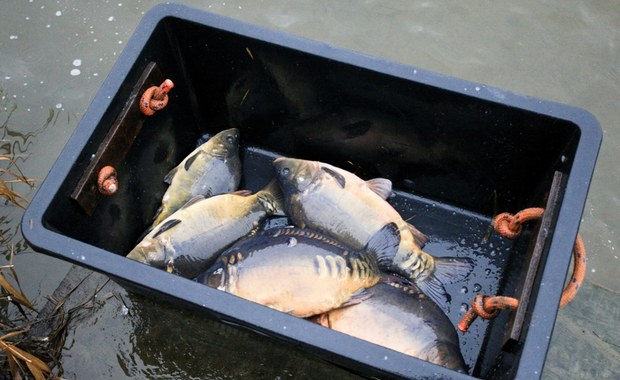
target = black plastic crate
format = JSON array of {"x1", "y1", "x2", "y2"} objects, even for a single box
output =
[{"x1": 22, "y1": 4, "x2": 601, "y2": 379}]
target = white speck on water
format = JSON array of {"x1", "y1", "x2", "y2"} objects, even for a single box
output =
[
  {"x1": 591, "y1": 268, "x2": 596, "y2": 273},
  {"x1": 70, "y1": 68, "x2": 81, "y2": 76},
  {"x1": 118, "y1": 3, "x2": 123, "y2": 6},
  {"x1": 9, "y1": 35, "x2": 18, "y2": 40},
  {"x1": 72, "y1": 59, "x2": 82, "y2": 66},
  {"x1": 475, "y1": 86, "x2": 481, "y2": 91},
  {"x1": 4, "y1": 76, "x2": 10, "y2": 80},
  {"x1": 46, "y1": 24, "x2": 51, "y2": 28},
  {"x1": 108, "y1": 16, "x2": 115, "y2": 21},
  {"x1": 56, "y1": 11, "x2": 62, "y2": 16},
  {"x1": 384, "y1": 356, "x2": 388, "y2": 360},
  {"x1": 25, "y1": 16, "x2": 30, "y2": 21},
  {"x1": 413, "y1": 69, "x2": 417, "y2": 74},
  {"x1": 93, "y1": 38, "x2": 98, "y2": 42},
  {"x1": 93, "y1": 73, "x2": 98, "y2": 77},
  {"x1": 79, "y1": 255, "x2": 86, "y2": 261},
  {"x1": 118, "y1": 40, "x2": 123, "y2": 44},
  {"x1": 55, "y1": 103, "x2": 62, "y2": 109}
]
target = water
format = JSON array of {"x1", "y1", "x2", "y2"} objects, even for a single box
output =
[{"x1": 1, "y1": 1, "x2": 619, "y2": 379}]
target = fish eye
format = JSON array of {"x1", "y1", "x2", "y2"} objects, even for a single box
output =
[
  {"x1": 226, "y1": 135, "x2": 235, "y2": 144},
  {"x1": 281, "y1": 167, "x2": 290, "y2": 177}
]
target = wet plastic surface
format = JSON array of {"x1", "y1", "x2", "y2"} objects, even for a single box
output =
[{"x1": 22, "y1": 3, "x2": 601, "y2": 379}]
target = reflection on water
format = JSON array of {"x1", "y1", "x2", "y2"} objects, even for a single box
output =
[{"x1": 0, "y1": 0, "x2": 618, "y2": 379}]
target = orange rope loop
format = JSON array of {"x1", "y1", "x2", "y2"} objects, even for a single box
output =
[
  {"x1": 458, "y1": 207, "x2": 586, "y2": 332},
  {"x1": 97, "y1": 166, "x2": 118, "y2": 196},
  {"x1": 140, "y1": 79, "x2": 174, "y2": 116},
  {"x1": 458, "y1": 294, "x2": 519, "y2": 333},
  {"x1": 492, "y1": 207, "x2": 545, "y2": 239}
]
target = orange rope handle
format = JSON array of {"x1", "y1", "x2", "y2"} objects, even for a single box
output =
[
  {"x1": 140, "y1": 79, "x2": 174, "y2": 116},
  {"x1": 458, "y1": 294, "x2": 519, "y2": 333},
  {"x1": 560, "y1": 234, "x2": 585, "y2": 308},
  {"x1": 97, "y1": 166, "x2": 118, "y2": 195},
  {"x1": 458, "y1": 207, "x2": 587, "y2": 332}
]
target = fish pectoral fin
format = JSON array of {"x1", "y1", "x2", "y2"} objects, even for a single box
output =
[
  {"x1": 320, "y1": 166, "x2": 346, "y2": 188},
  {"x1": 163, "y1": 166, "x2": 178, "y2": 184},
  {"x1": 365, "y1": 178, "x2": 392, "y2": 200},
  {"x1": 183, "y1": 150, "x2": 207, "y2": 171},
  {"x1": 179, "y1": 195, "x2": 206, "y2": 210},
  {"x1": 340, "y1": 288, "x2": 372, "y2": 308},
  {"x1": 151, "y1": 218, "x2": 182, "y2": 238},
  {"x1": 406, "y1": 222, "x2": 429, "y2": 248},
  {"x1": 231, "y1": 189, "x2": 253, "y2": 196},
  {"x1": 364, "y1": 222, "x2": 401, "y2": 267}
]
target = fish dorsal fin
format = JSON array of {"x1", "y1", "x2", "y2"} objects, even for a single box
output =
[
  {"x1": 179, "y1": 195, "x2": 206, "y2": 210},
  {"x1": 364, "y1": 222, "x2": 401, "y2": 267},
  {"x1": 407, "y1": 222, "x2": 429, "y2": 247},
  {"x1": 184, "y1": 150, "x2": 206, "y2": 171},
  {"x1": 365, "y1": 178, "x2": 392, "y2": 200},
  {"x1": 152, "y1": 219, "x2": 181, "y2": 239},
  {"x1": 321, "y1": 166, "x2": 346, "y2": 188},
  {"x1": 163, "y1": 166, "x2": 178, "y2": 184}
]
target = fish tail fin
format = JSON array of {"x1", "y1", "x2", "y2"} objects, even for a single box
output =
[
  {"x1": 365, "y1": 222, "x2": 401, "y2": 267},
  {"x1": 416, "y1": 256, "x2": 474, "y2": 306}
]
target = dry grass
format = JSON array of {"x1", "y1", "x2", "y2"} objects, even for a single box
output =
[
  {"x1": 0, "y1": 247, "x2": 59, "y2": 379},
  {"x1": 0, "y1": 154, "x2": 37, "y2": 209}
]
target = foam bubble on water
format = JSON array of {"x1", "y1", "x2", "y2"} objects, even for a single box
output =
[
  {"x1": 55, "y1": 103, "x2": 62, "y2": 109},
  {"x1": 46, "y1": 24, "x2": 51, "y2": 28},
  {"x1": 591, "y1": 268, "x2": 596, "y2": 273},
  {"x1": 56, "y1": 11, "x2": 62, "y2": 16},
  {"x1": 72, "y1": 59, "x2": 82, "y2": 66},
  {"x1": 9, "y1": 35, "x2": 18, "y2": 40},
  {"x1": 108, "y1": 16, "x2": 115, "y2": 21},
  {"x1": 70, "y1": 68, "x2": 81, "y2": 76}
]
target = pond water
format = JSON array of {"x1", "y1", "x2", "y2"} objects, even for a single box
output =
[{"x1": 1, "y1": 1, "x2": 618, "y2": 379}]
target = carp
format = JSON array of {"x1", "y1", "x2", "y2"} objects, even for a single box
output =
[
  {"x1": 311, "y1": 277, "x2": 467, "y2": 372},
  {"x1": 127, "y1": 181, "x2": 282, "y2": 279},
  {"x1": 273, "y1": 157, "x2": 473, "y2": 306},
  {"x1": 196, "y1": 226, "x2": 395, "y2": 318}
]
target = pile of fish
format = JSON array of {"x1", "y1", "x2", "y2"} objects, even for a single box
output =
[{"x1": 126, "y1": 128, "x2": 472, "y2": 372}]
